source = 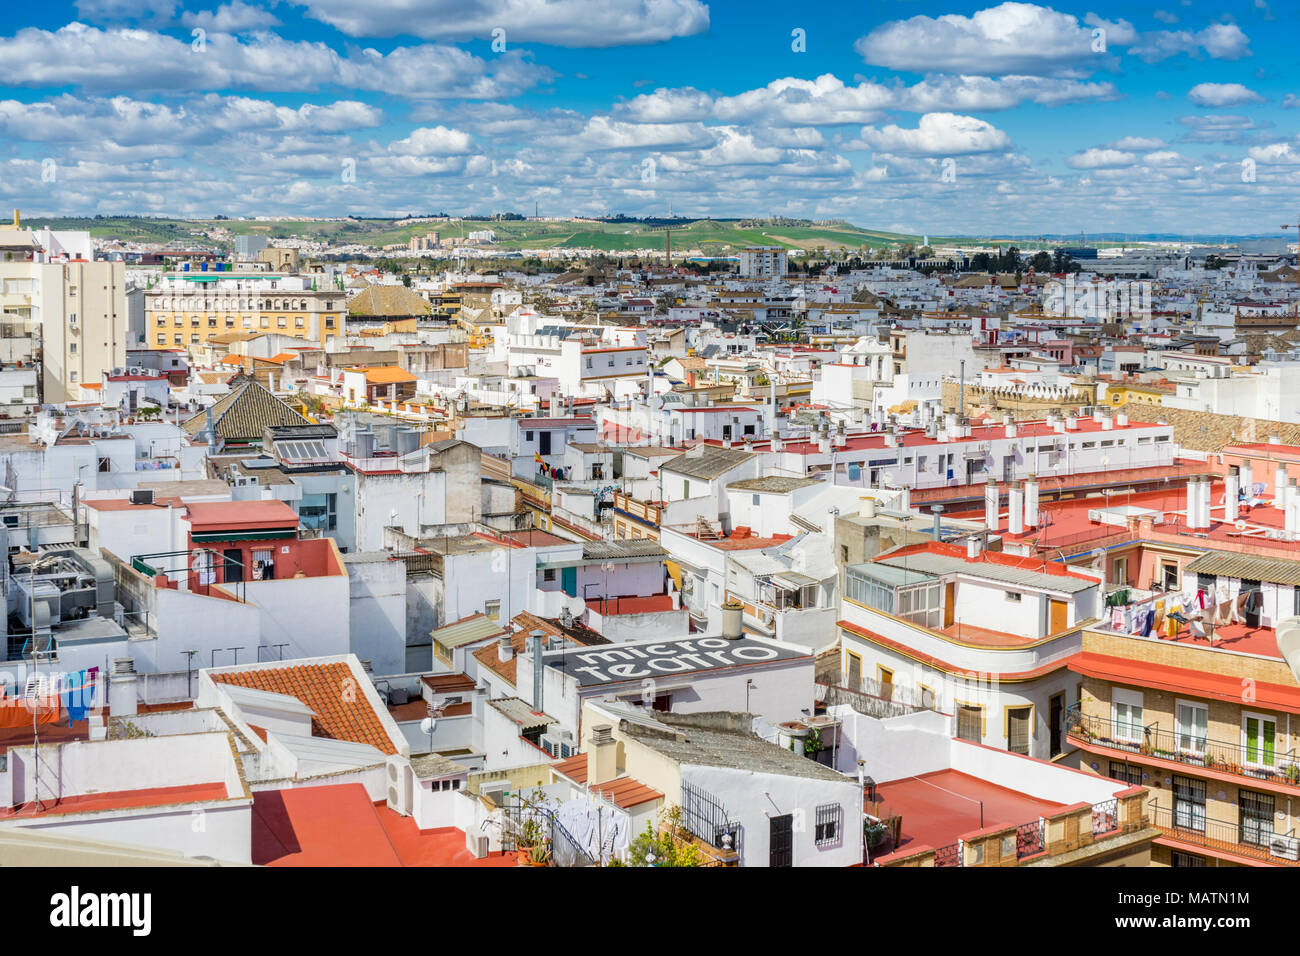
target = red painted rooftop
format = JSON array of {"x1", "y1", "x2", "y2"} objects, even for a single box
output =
[
  {"x1": 585, "y1": 594, "x2": 676, "y2": 616},
  {"x1": 869, "y1": 769, "x2": 1064, "y2": 861},
  {"x1": 2, "y1": 782, "x2": 230, "y2": 818},
  {"x1": 186, "y1": 499, "x2": 299, "y2": 533},
  {"x1": 252, "y1": 784, "x2": 514, "y2": 867}
]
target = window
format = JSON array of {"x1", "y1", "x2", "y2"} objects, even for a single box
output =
[
  {"x1": 1108, "y1": 761, "x2": 1142, "y2": 785},
  {"x1": 1005, "y1": 591, "x2": 1022, "y2": 602},
  {"x1": 752, "y1": 494, "x2": 760, "y2": 506},
  {"x1": 1239, "y1": 790, "x2": 1275, "y2": 847},
  {"x1": 484, "y1": 599, "x2": 501, "y2": 621},
  {"x1": 840, "y1": 545, "x2": 849, "y2": 563},
  {"x1": 542, "y1": 568, "x2": 556, "y2": 582},
  {"x1": 814, "y1": 803, "x2": 842, "y2": 846},
  {"x1": 956, "y1": 704, "x2": 983, "y2": 743},
  {"x1": 1112, "y1": 688, "x2": 1143, "y2": 743},
  {"x1": 1170, "y1": 850, "x2": 1205, "y2": 868},
  {"x1": 845, "y1": 651, "x2": 861, "y2": 689},
  {"x1": 1243, "y1": 713, "x2": 1277, "y2": 769},
  {"x1": 1007, "y1": 706, "x2": 1032, "y2": 755},
  {"x1": 1176, "y1": 700, "x2": 1208, "y2": 755},
  {"x1": 70, "y1": 371, "x2": 77, "y2": 382},
  {"x1": 1172, "y1": 774, "x2": 1206, "y2": 833},
  {"x1": 525, "y1": 430, "x2": 534, "y2": 441},
  {"x1": 877, "y1": 665, "x2": 893, "y2": 689},
  {"x1": 69, "y1": 342, "x2": 76, "y2": 354}
]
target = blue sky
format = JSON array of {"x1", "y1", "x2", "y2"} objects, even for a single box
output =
[{"x1": 1, "y1": 0, "x2": 1297, "y2": 235}]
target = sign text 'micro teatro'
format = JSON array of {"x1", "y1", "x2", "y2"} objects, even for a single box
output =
[{"x1": 552, "y1": 637, "x2": 808, "y2": 686}]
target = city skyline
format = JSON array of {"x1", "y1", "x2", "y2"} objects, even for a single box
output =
[{"x1": 1, "y1": 1, "x2": 1298, "y2": 235}]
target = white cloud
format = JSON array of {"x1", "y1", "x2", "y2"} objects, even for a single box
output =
[
  {"x1": 181, "y1": 2, "x2": 281, "y2": 32},
  {"x1": 854, "y1": 3, "x2": 1123, "y2": 77},
  {"x1": 1110, "y1": 136, "x2": 1166, "y2": 149},
  {"x1": 289, "y1": 0, "x2": 709, "y2": 47},
  {"x1": 388, "y1": 125, "x2": 476, "y2": 156},
  {"x1": 1131, "y1": 23, "x2": 1251, "y2": 62},
  {"x1": 857, "y1": 113, "x2": 1012, "y2": 155},
  {"x1": 0, "y1": 23, "x2": 553, "y2": 99},
  {"x1": 1247, "y1": 142, "x2": 1300, "y2": 165},
  {"x1": 1066, "y1": 148, "x2": 1136, "y2": 168},
  {"x1": 1187, "y1": 82, "x2": 1264, "y2": 107},
  {"x1": 571, "y1": 116, "x2": 713, "y2": 150}
]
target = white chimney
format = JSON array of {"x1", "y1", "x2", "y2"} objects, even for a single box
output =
[
  {"x1": 1225, "y1": 470, "x2": 1239, "y2": 523},
  {"x1": 1005, "y1": 421, "x2": 1017, "y2": 438},
  {"x1": 497, "y1": 637, "x2": 514, "y2": 662},
  {"x1": 966, "y1": 536, "x2": 982, "y2": 559},
  {"x1": 771, "y1": 434, "x2": 784, "y2": 453},
  {"x1": 1008, "y1": 482, "x2": 1024, "y2": 535},
  {"x1": 1115, "y1": 411, "x2": 1129, "y2": 427},
  {"x1": 1065, "y1": 414, "x2": 1078, "y2": 430},
  {"x1": 1024, "y1": 479, "x2": 1039, "y2": 529},
  {"x1": 1092, "y1": 408, "x2": 1105, "y2": 424},
  {"x1": 1101, "y1": 411, "x2": 1113, "y2": 431},
  {"x1": 895, "y1": 486, "x2": 911, "y2": 514},
  {"x1": 1287, "y1": 498, "x2": 1298, "y2": 538},
  {"x1": 859, "y1": 497, "x2": 877, "y2": 519},
  {"x1": 1278, "y1": 464, "x2": 1290, "y2": 506},
  {"x1": 985, "y1": 483, "x2": 999, "y2": 531},
  {"x1": 1240, "y1": 460, "x2": 1253, "y2": 498},
  {"x1": 1185, "y1": 476, "x2": 1200, "y2": 528}
]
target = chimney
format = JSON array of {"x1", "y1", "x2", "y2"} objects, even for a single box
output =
[
  {"x1": 859, "y1": 497, "x2": 877, "y2": 519},
  {"x1": 1065, "y1": 414, "x2": 1078, "y2": 431},
  {"x1": 1092, "y1": 408, "x2": 1105, "y2": 424},
  {"x1": 985, "y1": 483, "x2": 999, "y2": 531},
  {"x1": 1277, "y1": 464, "x2": 1289, "y2": 505},
  {"x1": 1008, "y1": 481, "x2": 1024, "y2": 534},
  {"x1": 1225, "y1": 468, "x2": 1239, "y2": 523},
  {"x1": 1240, "y1": 460, "x2": 1253, "y2": 498},
  {"x1": 1287, "y1": 498, "x2": 1298, "y2": 539},
  {"x1": 530, "y1": 630, "x2": 544, "y2": 715},
  {"x1": 931, "y1": 505, "x2": 944, "y2": 539},
  {"x1": 1023, "y1": 479, "x2": 1039, "y2": 529},
  {"x1": 966, "y1": 536, "x2": 982, "y2": 559},
  {"x1": 771, "y1": 434, "x2": 783, "y2": 453},
  {"x1": 1100, "y1": 410, "x2": 1113, "y2": 431},
  {"x1": 108, "y1": 658, "x2": 138, "y2": 717},
  {"x1": 895, "y1": 486, "x2": 911, "y2": 514},
  {"x1": 1005, "y1": 419, "x2": 1017, "y2": 438},
  {"x1": 497, "y1": 636, "x2": 514, "y2": 662},
  {"x1": 587, "y1": 724, "x2": 618, "y2": 785},
  {"x1": 1115, "y1": 411, "x2": 1128, "y2": 427},
  {"x1": 1187, "y1": 476, "x2": 1207, "y2": 529},
  {"x1": 1270, "y1": 434, "x2": 1282, "y2": 445}
]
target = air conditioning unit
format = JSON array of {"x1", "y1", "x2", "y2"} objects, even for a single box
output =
[
  {"x1": 540, "y1": 733, "x2": 578, "y2": 759},
  {"x1": 1270, "y1": 834, "x2": 1299, "y2": 861},
  {"x1": 466, "y1": 833, "x2": 490, "y2": 859}
]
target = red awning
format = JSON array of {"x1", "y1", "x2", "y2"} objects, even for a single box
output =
[{"x1": 1069, "y1": 651, "x2": 1300, "y2": 715}]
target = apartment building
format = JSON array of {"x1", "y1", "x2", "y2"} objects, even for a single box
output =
[
  {"x1": 145, "y1": 273, "x2": 344, "y2": 350},
  {"x1": 738, "y1": 246, "x2": 788, "y2": 279}
]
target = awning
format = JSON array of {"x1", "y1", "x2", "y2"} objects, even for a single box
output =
[
  {"x1": 1069, "y1": 651, "x2": 1300, "y2": 715},
  {"x1": 771, "y1": 571, "x2": 819, "y2": 590},
  {"x1": 1185, "y1": 551, "x2": 1300, "y2": 588}
]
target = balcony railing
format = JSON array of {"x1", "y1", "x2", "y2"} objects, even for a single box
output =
[
  {"x1": 1148, "y1": 803, "x2": 1300, "y2": 866},
  {"x1": 1065, "y1": 705, "x2": 1300, "y2": 788}
]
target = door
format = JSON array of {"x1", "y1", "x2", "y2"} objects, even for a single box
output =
[
  {"x1": 943, "y1": 582, "x2": 956, "y2": 628},
  {"x1": 561, "y1": 566, "x2": 577, "y2": 598},
  {"x1": 1172, "y1": 775, "x2": 1206, "y2": 833},
  {"x1": 539, "y1": 430, "x2": 552, "y2": 455},
  {"x1": 1049, "y1": 694, "x2": 1063, "y2": 757},
  {"x1": 956, "y1": 705, "x2": 982, "y2": 743},
  {"x1": 223, "y1": 549, "x2": 243, "y2": 584},
  {"x1": 769, "y1": 813, "x2": 793, "y2": 867},
  {"x1": 845, "y1": 652, "x2": 861, "y2": 690},
  {"x1": 1002, "y1": 455, "x2": 1014, "y2": 482},
  {"x1": 1049, "y1": 599, "x2": 1068, "y2": 634},
  {"x1": 1239, "y1": 790, "x2": 1275, "y2": 847},
  {"x1": 1240, "y1": 579, "x2": 1261, "y2": 627}
]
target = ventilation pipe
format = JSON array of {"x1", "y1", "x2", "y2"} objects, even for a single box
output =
[
  {"x1": 1277, "y1": 464, "x2": 1289, "y2": 505},
  {"x1": 966, "y1": 536, "x2": 982, "y2": 559},
  {"x1": 1065, "y1": 414, "x2": 1078, "y2": 431},
  {"x1": 859, "y1": 498, "x2": 877, "y2": 520},
  {"x1": 1240, "y1": 460, "x2": 1254, "y2": 499},
  {"x1": 1225, "y1": 468, "x2": 1239, "y2": 523},
  {"x1": 931, "y1": 505, "x2": 944, "y2": 539},
  {"x1": 984, "y1": 483, "x2": 999, "y2": 531},
  {"x1": 530, "y1": 630, "x2": 544, "y2": 715},
  {"x1": 1115, "y1": 411, "x2": 1129, "y2": 427},
  {"x1": 1008, "y1": 482, "x2": 1024, "y2": 535},
  {"x1": 895, "y1": 486, "x2": 911, "y2": 514},
  {"x1": 1024, "y1": 479, "x2": 1039, "y2": 529},
  {"x1": 1100, "y1": 410, "x2": 1113, "y2": 431}
]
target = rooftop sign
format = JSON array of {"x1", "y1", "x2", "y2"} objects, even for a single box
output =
[{"x1": 550, "y1": 637, "x2": 807, "y2": 686}]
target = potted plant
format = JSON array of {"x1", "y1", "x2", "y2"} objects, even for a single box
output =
[
  {"x1": 864, "y1": 817, "x2": 889, "y2": 852},
  {"x1": 526, "y1": 842, "x2": 551, "y2": 867}
]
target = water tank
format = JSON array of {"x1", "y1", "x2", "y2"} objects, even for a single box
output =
[
  {"x1": 393, "y1": 427, "x2": 419, "y2": 456},
  {"x1": 721, "y1": 599, "x2": 743, "y2": 641},
  {"x1": 354, "y1": 430, "x2": 375, "y2": 458}
]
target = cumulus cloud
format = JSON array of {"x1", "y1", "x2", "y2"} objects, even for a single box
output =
[
  {"x1": 1110, "y1": 136, "x2": 1166, "y2": 149},
  {"x1": 0, "y1": 23, "x2": 553, "y2": 99},
  {"x1": 1187, "y1": 82, "x2": 1264, "y2": 107},
  {"x1": 288, "y1": 0, "x2": 709, "y2": 47},
  {"x1": 856, "y1": 113, "x2": 1012, "y2": 155},
  {"x1": 1130, "y1": 23, "x2": 1251, "y2": 62},
  {"x1": 1066, "y1": 147, "x2": 1137, "y2": 168},
  {"x1": 180, "y1": 2, "x2": 281, "y2": 32},
  {"x1": 387, "y1": 125, "x2": 476, "y2": 156},
  {"x1": 854, "y1": 3, "x2": 1124, "y2": 77},
  {"x1": 1247, "y1": 142, "x2": 1300, "y2": 165},
  {"x1": 1177, "y1": 113, "x2": 1272, "y2": 143}
]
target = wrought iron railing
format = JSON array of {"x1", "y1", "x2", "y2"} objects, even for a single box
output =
[
  {"x1": 681, "y1": 780, "x2": 741, "y2": 855},
  {"x1": 1148, "y1": 803, "x2": 1300, "y2": 866},
  {"x1": 1065, "y1": 705, "x2": 1300, "y2": 787},
  {"x1": 502, "y1": 797, "x2": 597, "y2": 868},
  {"x1": 1091, "y1": 798, "x2": 1119, "y2": 837}
]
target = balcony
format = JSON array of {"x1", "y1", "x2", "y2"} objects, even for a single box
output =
[
  {"x1": 1065, "y1": 705, "x2": 1300, "y2": 791},
  {"x1": 1148, "y1": 804, "x2": 1300, "y2": 866}
]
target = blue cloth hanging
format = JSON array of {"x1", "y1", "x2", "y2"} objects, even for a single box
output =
[
  {"x1": 847, "y1": 462, "x2": 861, "y2": 481},
  {"x1": 63, "y1": 670, "x2": 89, "y2": 724}
]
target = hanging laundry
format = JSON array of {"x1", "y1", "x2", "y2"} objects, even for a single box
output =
[{"x1": 62, "y1": 670, "x2": 89, "y2": 725}]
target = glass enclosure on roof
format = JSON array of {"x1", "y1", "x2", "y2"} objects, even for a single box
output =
[{"x1": 845, "y1": 563, "x2": 943, "y2": 629}]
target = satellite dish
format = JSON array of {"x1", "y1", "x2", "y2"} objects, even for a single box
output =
[
  {"x1": 420, "y1": 717, "x2": 437, "y2": 736},
  {"x1": 1235, "y1": 519, "x2": 1247, "y2": 532}
]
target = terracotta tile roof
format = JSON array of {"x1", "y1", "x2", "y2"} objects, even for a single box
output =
[
  {"x1": 211, "y1": 661, "x2": 397, "y2": 755},
  {"x1": 552, "y1": 752, "x2": 588, "y2": 784},
  {"x1": 182, "y1": 378, "x2": 310, "y2": 441},
  {"x1": 590, "y1": 777, "x2": 663, "y2": 810},
  {"x1": 361, "y1": 365, "x2": 417, "y2": 385}
]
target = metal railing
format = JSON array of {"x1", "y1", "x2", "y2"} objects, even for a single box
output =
[
  {"x1": 1148, "y1": 803, "x2": 1300, "y2": 866},
  {"x1": 1092, "y1": 798, "x2": 1119, "y2": 838},
  {"x1": 681, "y1": 780, "x2": 741, "y2": 855},
  {"x1": 501, "y1": 797, "x2": 597, "y2": 868},
  {"x1": 818, "y1": 680, "x2": 934, "y2": 720},
  {"x1": 1065, "y1": 705, "x2": 1300, "y2": 787}
]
